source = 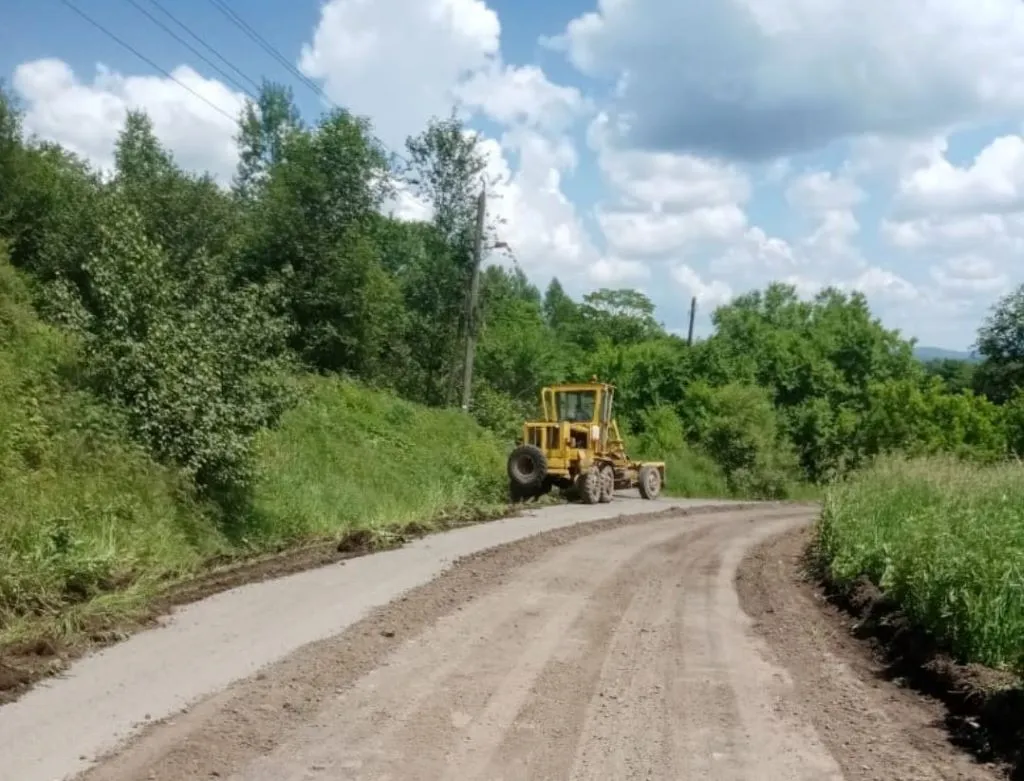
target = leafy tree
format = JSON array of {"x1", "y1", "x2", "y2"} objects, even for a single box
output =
[
  {"x1": 0, "y1": 88, "x2": 102, "y2": 290},
  {"x1": 475, "y1": 265, "x2": 559, "y2": 403},
  {"x1": 923, "y1": 358, "x2": 976, "y2": 394},
  {"x1": 542, "y1": 278, "x2": 580, "y2": 333},
  {"x1": 858, "y1": 377, "x2": 1005, "y2": 462},
  {"x1": 400, "y1": 114, "x2": 504, "y2": 405},
  {"x1": 1001, "y1": 389, "x2": 1024, "y2": 457},
  {"x1": 241, "y1": 109, "x2": 403, "y2": 379},
  {"x1": 234, "y1": 81, "x2": 303, "y2": 201},
  {"x1": 582, "y1": 337, "x2": 691, "y2": 433},
  {"x1": 577, "y1": 288, "x2": 664, "y2": 349},
  {"x1": 113, "y1": 112, "x2": 240, "y2": 274},
  {"x1": 682, "y1": 382, "x2": 798, "y2": 498},
  {"x1": 704, "y1": 283, "x2": 920, "y2": 479},
  {"x1": 0, "y1": 84, "x2": 23, "y2": 237},
  {"x1": 403, "y1": 112, "x2": 499, "y2": 249},
  {"x1": 975, "y1": 286, "x2": 1024, "y2": 403}
]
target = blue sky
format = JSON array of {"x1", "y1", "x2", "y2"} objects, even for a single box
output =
[{"x1": 6, "y1": 0, "x2": 1024, "y2": 350}]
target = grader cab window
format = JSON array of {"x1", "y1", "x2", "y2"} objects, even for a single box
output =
[{"x1": 555, "y1": 390, "x2": 596, "y2": 422}]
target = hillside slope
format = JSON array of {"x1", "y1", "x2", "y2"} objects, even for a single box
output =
[
  {"x1": 0, "y1": 252, "x2": 508, "y2": 658},
  {"x1": 913, "y1": 345, "x2": 979, "y2": 362}
]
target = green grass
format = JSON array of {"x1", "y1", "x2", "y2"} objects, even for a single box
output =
[
  {"x1": 249, "y1": 375, "x2": 508, "y2": 543},
  {"x1": 817, "y1": 455, "x2": 1024, "y2": 674},
  {"x1": 656, "y1": 443, "x2": 819, "y2": 501},
  {"x1": 658, "y1": 445, "x2": 730, "y2": 497}
]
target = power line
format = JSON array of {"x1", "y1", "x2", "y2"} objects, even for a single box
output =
[
  {"x1": 122, "y1": 0, "x2": 256, "y2": 99},
  {"x1": 204, "y1": 0, "x2": 331, "y2": 107},
  {"x1": 57, "y1": 0, "x2": 239, "y2": 124},
  {"x1": 203, "y1": 0, "x2": 409, "y2": 166},
  {"x1": 142, "y1": 0, "x2": 262, "y2": 94}
]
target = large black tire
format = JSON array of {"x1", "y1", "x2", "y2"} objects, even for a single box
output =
[
  {"x1": 576, "y1": 466, "x2": 601, "y2": 504},
  {"x1": 598, "y1": 464, "x2": 614, "y2": 503},
  {"x1": 507, "y1": 444, "x2": 547, "y2": 489},
  {"x1": 638, "y1": 464, "x2": 662, "y2": 500}
]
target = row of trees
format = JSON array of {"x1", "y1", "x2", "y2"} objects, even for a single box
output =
[{"x1": 2, "y1": 81, "x2": 1023, "y2": 507}]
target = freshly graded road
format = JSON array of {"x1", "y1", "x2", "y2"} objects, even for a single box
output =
[{"x1": 0, "y1": 496, "x2": 1002, "y2": 781}]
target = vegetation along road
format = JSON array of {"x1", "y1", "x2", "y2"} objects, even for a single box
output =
[{"x1": 2, "y1": 72, "x2": 1022, "y2": 781}]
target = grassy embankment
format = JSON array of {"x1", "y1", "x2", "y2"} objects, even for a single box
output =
[
  {"x1": 0, "y1": 257, "x2": 511, "y2": 652},
  {"x1": 817, "y1": 455, "x2": 1024, "y2": 676},
  {"x1": 1, "y1": 376, "x2": 508, "y2": 653}
]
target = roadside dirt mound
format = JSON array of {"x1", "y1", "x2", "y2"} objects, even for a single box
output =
[
  {"x1": 820, "y1": 572, "x2": 1023, "y2": 779},
  {"x1": 738, "y1": 525, "x2": 1019, "y2": 780}
]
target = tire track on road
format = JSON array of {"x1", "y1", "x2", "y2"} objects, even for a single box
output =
[{"x1": 232, "y1": 516, "x2": 731, "y2": 780}]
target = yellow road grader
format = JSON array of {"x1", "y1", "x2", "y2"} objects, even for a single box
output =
[{"x1": 507, "y1": 379, "x2": 665, "y2": 504}]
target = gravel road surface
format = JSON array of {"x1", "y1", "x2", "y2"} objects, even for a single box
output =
[{"x1": 2, "y1": 498, "x2": 1000, "y2": 781}]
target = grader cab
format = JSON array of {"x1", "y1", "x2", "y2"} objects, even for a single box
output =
[{"x1": 506, "y1": 379, "x2": 665, "y2": 504}]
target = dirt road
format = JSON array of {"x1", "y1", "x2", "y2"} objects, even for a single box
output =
[
  {"x1": 4, "y1": 501, "x2": 1002, "y2": 780},
  {"x1": 0, "y1": 496, "x2": 742, "y2": 781}
]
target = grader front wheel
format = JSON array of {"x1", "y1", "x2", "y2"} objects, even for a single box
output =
[{"x1": 638, "y1": 464, "x2": 662, "y2": 500}]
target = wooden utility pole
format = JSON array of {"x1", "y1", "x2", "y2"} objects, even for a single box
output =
[
  {"x1": 460, "y1": 186, "x2": 487, "y2": 412},
  {"x1": 686, "y1": 296, "x2": 697, "y2": 346}
]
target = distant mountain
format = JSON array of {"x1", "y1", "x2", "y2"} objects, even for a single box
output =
[{"x1": 913, "y1": 345, "x2": 980, "y2": 363}]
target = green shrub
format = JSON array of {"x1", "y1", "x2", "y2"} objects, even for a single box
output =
[
  {"x1": 859, "y1": 378, "x2": 1006, "y2": 463},
  {"x1": 59, "y1": 198, "x2": 294, "y2": 500},
  {"x1": 1, "y1": 261, "x2": 511, "y2": 643},
  {"x1": 681, "y1": 382, "x2": 799, "y2": 498},
  {"x1": 468, "y1": 383, "x2": 534, "y2": 444},
  {"x1": 630, "y1": 404, "x2": 729, "y2": 497}
]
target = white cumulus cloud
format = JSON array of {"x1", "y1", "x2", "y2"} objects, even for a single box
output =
[
  {"x1": 12, "y1": 58, "x2": 244, "y2": 181},
  {"x1": 785, "y1": 171, "x2": 864, "y2": 215},
  {"x1": 896, "y1": 134, "x2": 1024, "y2": 216},
  {"x1": 299, "y1": 0, "x2": 500, "y2": 149},
  {"x1": 455, "y1": 64, "x2": 589, "y2": 132},
  {"x1": 671, "y1": 264, "x2": 733, "y2": 308}
]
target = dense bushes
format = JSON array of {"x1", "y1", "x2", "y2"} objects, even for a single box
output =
[
  {"x1": 0, "y1": 252, "x2": 508, "y2": 643},
  {"x1": 67, "y1": 199, "x2": 294, "y2": 499}
]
